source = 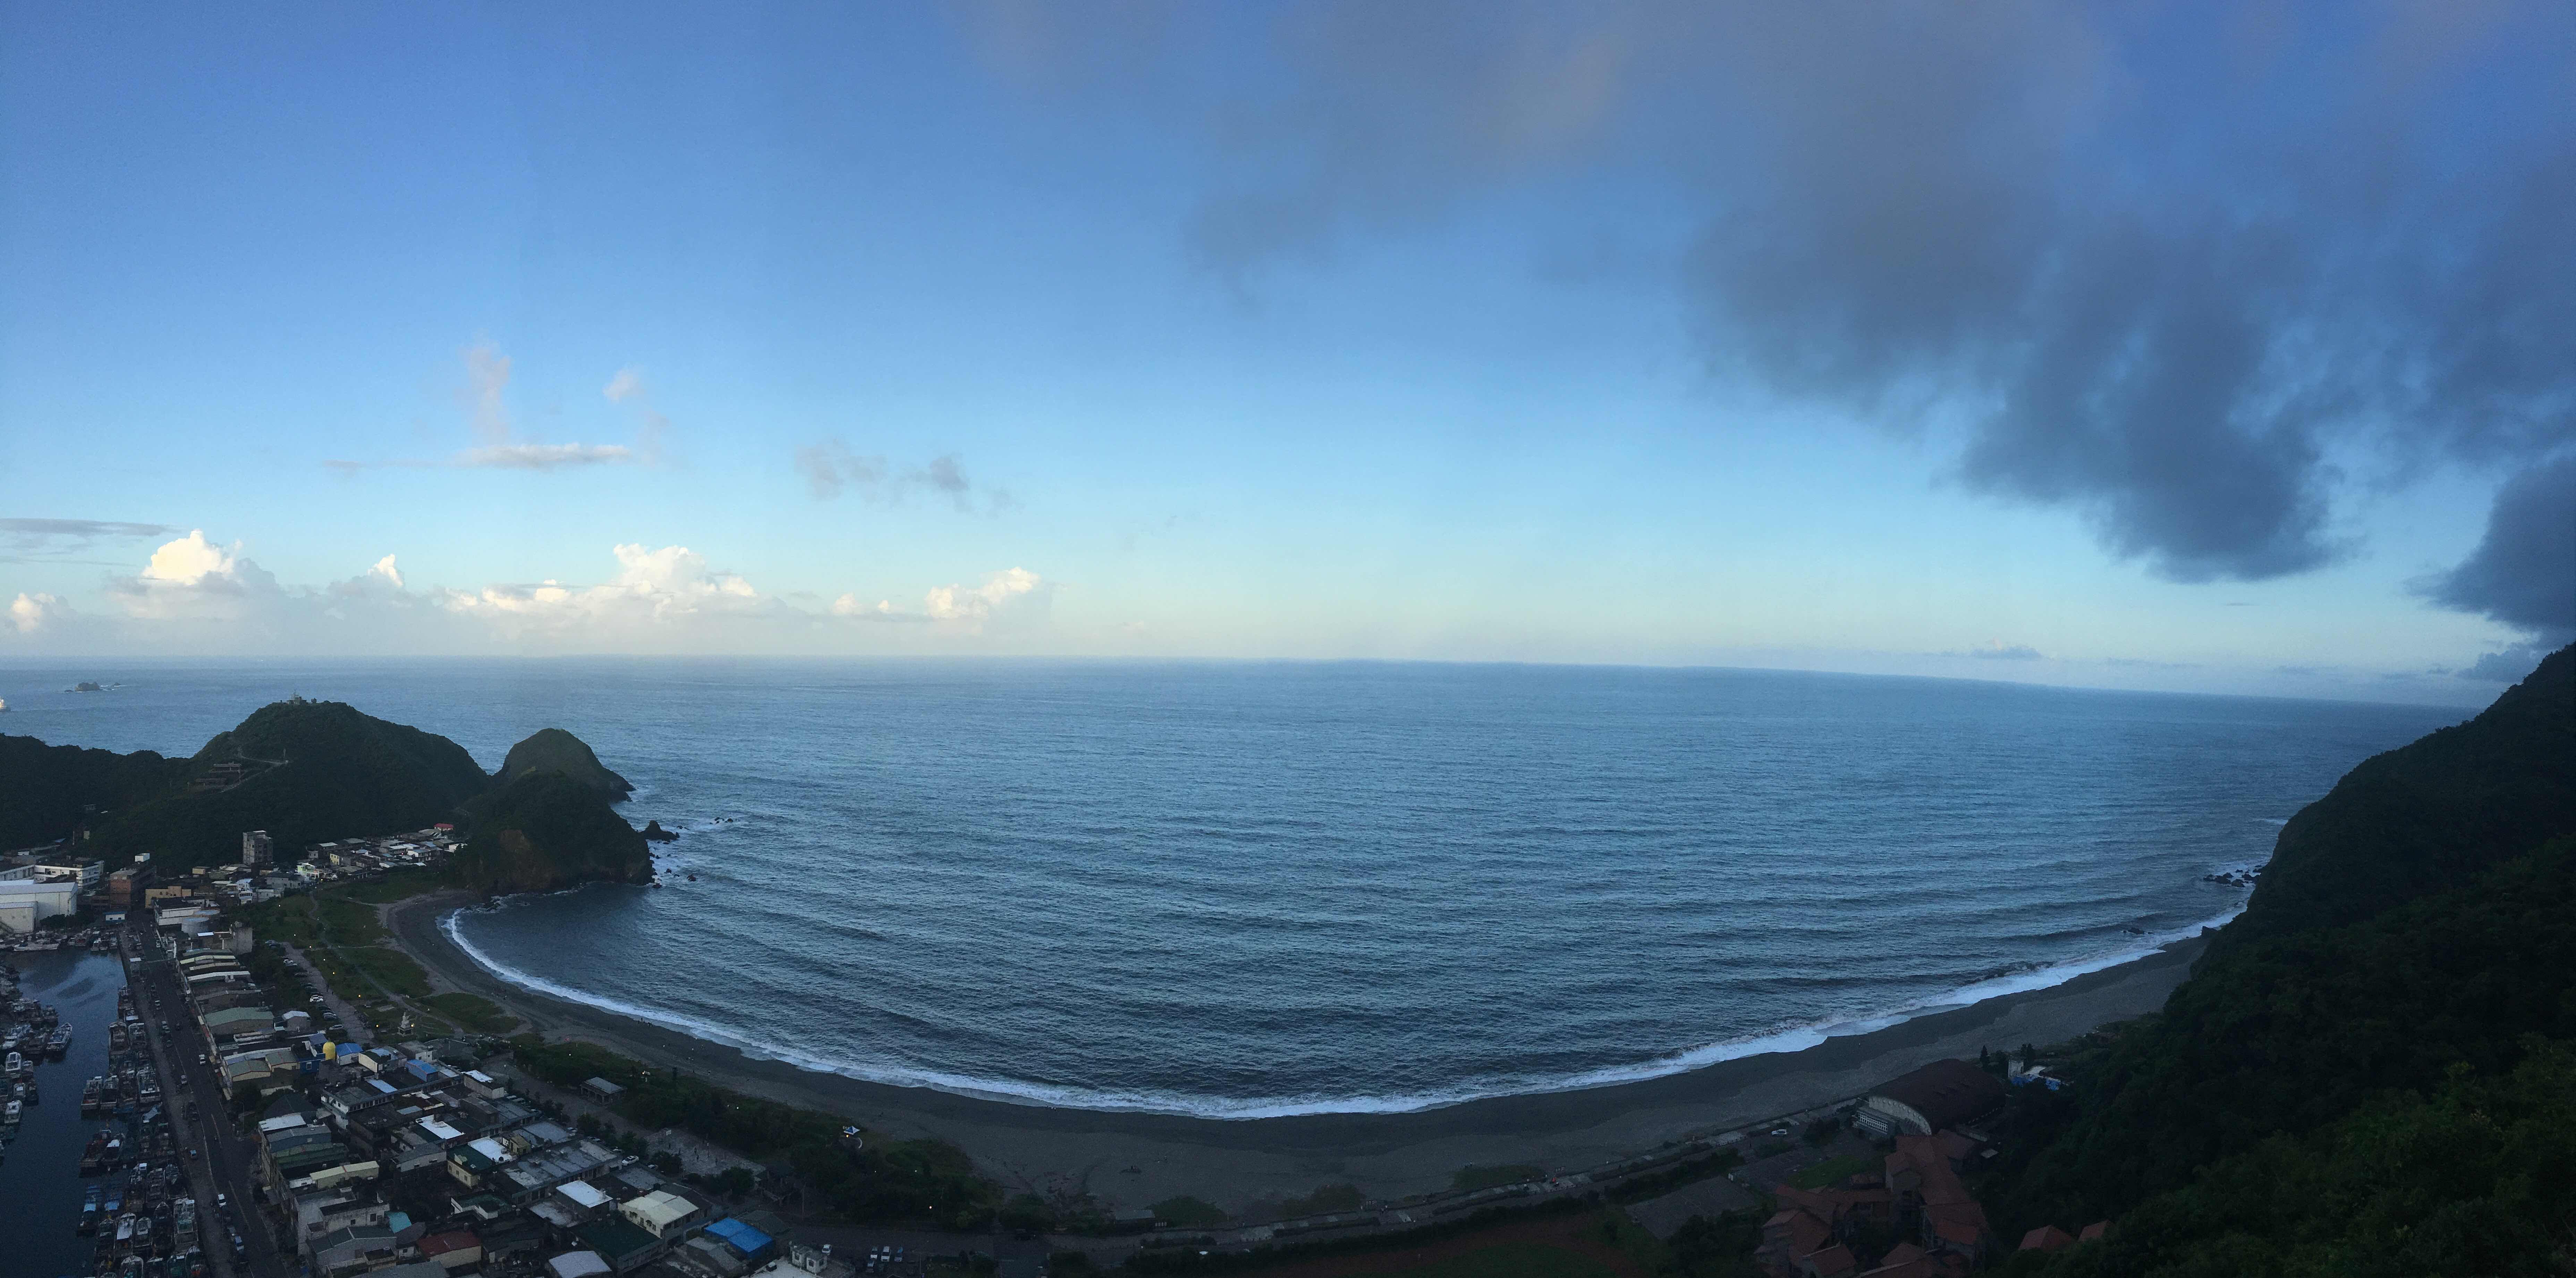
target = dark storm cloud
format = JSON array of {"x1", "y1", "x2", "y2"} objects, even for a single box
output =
[
  {"x1": 1011, "y1": 1, "x2": 2575, "y2": 586},
  {"x1": 2424, "y1": 454, "x2": 2576, "y2": 644}
]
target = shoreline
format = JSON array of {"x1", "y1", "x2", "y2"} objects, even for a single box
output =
[{"x1": 383, "y1": 889, "x2": 2206, "y2": 1211}]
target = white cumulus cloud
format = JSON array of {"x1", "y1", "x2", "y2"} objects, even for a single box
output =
[
  {"x1": 10, "y1": 592, "x2": 69, "y2": 633},
  {"x1": 139, "y1": 530, "x2": 242, "y2": 586}
]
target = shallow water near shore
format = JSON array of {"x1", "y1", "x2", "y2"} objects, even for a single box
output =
[{"x1": 3, "y1": 658, "x2": 2459, "y2": 1118}]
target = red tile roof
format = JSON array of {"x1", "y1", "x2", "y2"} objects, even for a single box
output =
[{"x1": 2019, "y1": 1226, "x2": 2076, "y2": 1253}]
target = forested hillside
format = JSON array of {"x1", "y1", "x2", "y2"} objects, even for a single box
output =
[
  {"x1": 0, "y1": 734, "x2": 186, "y2": 850},
  {"x1": 3, "y1": 699, "x2": 652, "y2": 893},
  {"x1": 1984, "y1": 646, "x2": 2576, "y2": 1275},
  {"x1": 448, "y1": 769, "x2": 653, "y2": 892},
  {"x1": 85, "y1": 698, "x2": 491, "y2": 868}
]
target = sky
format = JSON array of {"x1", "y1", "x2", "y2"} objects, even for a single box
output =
[{"x1": 1, "y1": 1, "x2": 2569, "y2": 706}]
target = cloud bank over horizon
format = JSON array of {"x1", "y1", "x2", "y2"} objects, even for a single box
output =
[{"x1": 4, "y1": 530, "x2": 1049, "y2": 655}]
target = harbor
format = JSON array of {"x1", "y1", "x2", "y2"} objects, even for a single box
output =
[{"x1": 0, "y1": 944, "x2": 200, "y2": 1278}]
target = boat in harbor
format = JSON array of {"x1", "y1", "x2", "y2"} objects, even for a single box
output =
[
  {"x1": 115, "y1": 1212, "x2": 136, "y2": 1245},
  {"x1": 4, "y1": 1050, "x2": 20, "y2": 1076},
  {"x1": 49, "y1": 1025, "x2": 70, "y2": 1056},
  {"x1": 79, "y1": 1184, "x2": 101, "y2": 1233}
]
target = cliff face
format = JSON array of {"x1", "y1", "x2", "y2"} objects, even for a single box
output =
[
  {"x1": 87, "y1": 699, "x2": 491, "y2": 868},
  {"x1": 451, "y1": 770, "x2": 653, "y2": 893},
  {"x1": 496, "y1": 726, "x2": 634, "y2": 797}
]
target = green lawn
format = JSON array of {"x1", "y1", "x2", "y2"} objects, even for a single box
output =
[
  {"x1": 341, "y1": 945, "x2": 433, "y2": 998},
  {"x1": 424, "y1": 991, "x2": 517, "y2": 1034},
  {"x1": 1785, "y1": 1153, "x2": 1879, "y2": 1190}
]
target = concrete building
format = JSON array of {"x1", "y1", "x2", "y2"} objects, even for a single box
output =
[
  {"x1": 243, "y1": 830, "x2": 274, "y2": 869},
  {"x1": 620, "y1": 1189, "x2": 700, "y2": 1239},
  {"x1": 0, "y1": 864, "x2": 83, "y2": 932}
]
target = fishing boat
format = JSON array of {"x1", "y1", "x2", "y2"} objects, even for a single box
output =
[
  {"x1": 115, "y1": 1213, "x2": 136, "y2": 1245},
  {"x1": 81, "y1": 1128, "x2": 109, "y2": 1172},
  {"x1": 5, "y1": 1099, "x2": 21, "y2": 1124},
  {"x1": 49, "y1": 1025, "x2": 71, "y2": 1056},
  {"x1": 79, "y1": 1184, "x2": 101, "y2": 1233},
  {"x1": 102, "y1": 1177, "x2": 124, "y2": 1214},
  {"x1": 108, "y1": 1024, "x2": 127, "y2": 1051},
  {"x1": 5, "y1": 1050, "x2": 21, "y2": 1076}
]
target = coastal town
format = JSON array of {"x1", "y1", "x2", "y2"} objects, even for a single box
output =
[
  {"x1": 0, "y1": 830, "x2": 901, "y2": 1278},
  {"x1": 2, "y1": 819, "x2": 2119, "y2": 1278}
]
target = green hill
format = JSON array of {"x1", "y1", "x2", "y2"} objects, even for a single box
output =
[
  {"x1": 496, "y1": 726, "x2": 634, "y2": 797},
  {"x1": 85, "y1": 698, "x2": 491, "y2": 868},
  {"x1": 1983, "y1": 647, "x2": 2576, "y2": 1271},
  {"x1": 450, "y1": 769, "x2": 653, "y2": 893},
  {"x1": 14, "y1": 700, "x2": 650, "y2": 895},
  {"x1": 2213, "y1": 646, "x2": 2575, "y2": 953},
  {"x1": 0, "y1": 735, "x2": 188, "y2": 851}
]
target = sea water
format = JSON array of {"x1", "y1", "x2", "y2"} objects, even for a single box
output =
[{"x1": 0, "y1": 659, "x2": 2460, "y2": 1117}]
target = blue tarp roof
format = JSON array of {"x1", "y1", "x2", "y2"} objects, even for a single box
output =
[{"x1": 704, "y1": 1218, "x2": 773, "y2": 1257}]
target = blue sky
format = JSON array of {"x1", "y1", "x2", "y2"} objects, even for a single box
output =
[{"x1": 2, "y1": 2, "x2": 2569, "y2": 705}]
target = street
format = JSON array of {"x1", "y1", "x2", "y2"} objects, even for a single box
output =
[{"x1": 124, "y1": 920, "x2": 290, "y2": 1278}]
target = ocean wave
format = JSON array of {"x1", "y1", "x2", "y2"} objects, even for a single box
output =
[{"x1": 437, "y1": 900, "x2": 2242, "y2": 1121}]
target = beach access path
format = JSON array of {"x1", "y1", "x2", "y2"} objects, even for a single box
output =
[{"x1": 382, "y1": 888, "x2": 2203, "y2": 1214}]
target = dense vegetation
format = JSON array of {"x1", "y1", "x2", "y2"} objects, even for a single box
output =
[
  {"x1": 0, "y1": 733, "x2": 185, "y2": 850},
  {"x1": 495, "y1": 726, "x2": 634, "y2": 796},
  {"x1": 1977, "y1": 646, "x2": 2576, "y2": 1272},
  {"x1": 5, "y1": 697, "x2": 653, "y2": 891},
  {"x1": 508, "y1": 1036, "x2": 1004, "y2": 1229},
  {"x1": 1997, "y1": 1040, "x2": 2576, "y2": 1277},
  {"x1": 2214, "y1": 648, "x2": 2574, "y2": 953},
  {"x1": 449, "y1": 769, "x2": 654, "y2": 892},
  {"x1": 83, "y1": 698, "x2": 491, "y2": 868}
]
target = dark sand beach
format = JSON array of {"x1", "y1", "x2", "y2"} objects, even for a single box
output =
[{"x1": 386, "y1": 891, "x2": 2202, "y2": 1211}]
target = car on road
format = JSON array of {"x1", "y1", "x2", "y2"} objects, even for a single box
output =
[{"x1": 197, "y1": 1053, "x2": 208, "y2": 1065}]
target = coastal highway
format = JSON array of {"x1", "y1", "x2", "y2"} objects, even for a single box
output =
[{"x1": 125, "y1": 921, "x2": 290, "y2": 1278}]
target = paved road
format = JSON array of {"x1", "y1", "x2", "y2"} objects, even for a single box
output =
[
  {"x1": 277, "y1": 943, "x2": 372, "y2": 1048},
  {"x1": 124, "y1": 923, "x2": 290, "y2": 1278}
]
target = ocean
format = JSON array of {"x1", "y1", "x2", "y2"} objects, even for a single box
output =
[{"x1": 0, "y1": 658, "x2": 2462, "y2": 1118}]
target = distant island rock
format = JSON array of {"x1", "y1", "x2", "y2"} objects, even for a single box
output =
[
  {"x1": 496, "y1": 726, "x2": 634, "y2": 798},
  {"x1": 642, "y1": 819, "x2": 678, "y2": 843},
  {"x1": 71, "y1": 681, "x2": 105, "y2": 692}
]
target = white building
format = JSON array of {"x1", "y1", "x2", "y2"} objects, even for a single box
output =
[{"x1": 0, "y1": 865, "x2": 82, "y2": 933}]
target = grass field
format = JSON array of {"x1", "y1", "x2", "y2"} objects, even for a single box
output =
[
  {"x1": 424, "y1": 991, "x2": 518, "y2": 1034},
  {"x1": 1784, "y1": 1154, "x2": 1878, "y2": 1190}
]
